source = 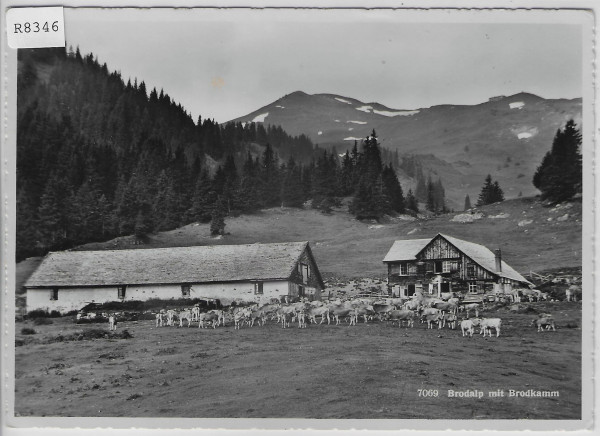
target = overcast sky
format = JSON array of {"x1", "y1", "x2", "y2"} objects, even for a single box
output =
[{"x1": 65, "y1": 8, "x2": 583, "y2": 123}]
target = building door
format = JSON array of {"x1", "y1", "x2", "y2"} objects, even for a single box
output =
[
  {"x1": 407, "y1": 284, "x2": 416, "y2": 297},
  {"x1": 441, "y1": 282, "x2": 450, "y2": 293}
]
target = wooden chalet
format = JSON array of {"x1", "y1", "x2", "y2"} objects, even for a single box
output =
[
  {"x1": 382, "y1": 233, "x2": 532, "y2": 298},
  {"x1": 24, "y1": 241, "x2": 324, "y2": 314}
]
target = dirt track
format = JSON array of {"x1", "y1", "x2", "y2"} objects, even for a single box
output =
[{"x1": 14, "y1": 302, "x2": 581, "y2": 419}]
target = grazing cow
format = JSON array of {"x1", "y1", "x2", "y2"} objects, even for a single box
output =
[
  {"x1": 155, "y1": 312, "x2": 165, "y2": 327},
  {"x1": 179, "y1": 309, "x2": 193, "y2": 328},
  {"x1": 461, "y1": 303, "x2": 480, "y2": 318},
  {"x1": 198, "y1": 312, "x2": 219, "y2": 329},
  {"x1": 234, "y1": 308, "x2": 252, "y2": 329},
  {"x1": 191, "y1": 305, "x2": 201, "y2": 321},
  {"x1": 440, "y1": 292, "x2": 454, "y2": 301},
  {"x1": 373, "y1": 304, "x2": 396, "y2": 321},
  {"x1": 208, "y1": 309, "x2": 226, "y2": 326},
  {"x1": 108, "y1": 314, "x2": 117, "y2": 331},
  {"x1": 403, "y1": 300, "x2": 420, "y2": 311},
  {"x1": 352, "y1": 305, "x2": 374, "y2": 324},
  {"x1": 280, "y1": 311, "x2": 293, "y2": 329},
  {"x1": 479, "y1": 318, "x2": 502, "y2": 337},
  {"x1": 442, "y1": 313, "x2": 458, "y2": 329},
  {"x1": 418, "y1": 307, "x2": 442, "y2": 324},
  {"x1": 165, "y1": 309, "x2": 178, "y2": 327},
  {"x1": 460, "y1": 319, "x2": 475, "y2": 337},
  {"x1": 432, "y1": 301, "x2": 458, "y2": 315},
  {"x1": 306, "y1": 306, "x2": 330, "y2": 324},
  {"x1": 423, "y1": 313, "x2": 443, "y2": 329},
  {"x1": 531, "y1": 316, "x2": 556, "y2": 332},
  {"x1": 297, "y1": 310, "x2": 307, "y2": 328},
  {"x1": 329, "y1": 306, "x2": 357, "y2": 326},
  {"x1": 385, "y1": 309, "x2": 415, "y2": 328},
  {"x1": 566, "y1": 285, "x2": 581, "y2": 302}
]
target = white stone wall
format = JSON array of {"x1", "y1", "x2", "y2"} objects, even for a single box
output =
[{"x1": 26, "y1": 280, "x2": 292, "y2": 313}]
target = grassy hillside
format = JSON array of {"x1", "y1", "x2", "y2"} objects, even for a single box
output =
[
  {"x1": 62, "y1": 196, "x2": 580, "y2": 280},
  {"x1": 17, "y1": 196, "x2": 581, "y2": 293}
]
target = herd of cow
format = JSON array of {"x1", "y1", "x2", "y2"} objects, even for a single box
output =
[{"x1": 145, "y1": 290, "x2": 560, "y2": 338}]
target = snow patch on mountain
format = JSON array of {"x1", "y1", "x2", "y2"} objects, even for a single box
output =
[
  {"x1": 348, "y1": 127, "x2": 354, "y2": 131},
  {"x1": 335, "y1": 97, "x2": 352, "y2": 105},
  {"x1": 318, "y1": 131, "x2": 323, "y2": 135},
  {"x1": 347, "y1": 120, "x2": 367, "y2": 125},
  {"x1": 252, "y1": 112, "x2": 269, "y2": 122},
  {"x1": 275, "y1": 105, "x2": 285, "y2": 109},
  {"x1": 512, "y1": 126, "x2": 538, "y2": 140},
  {"x1": 344, "y1": 137, "x2": 364, "y2": 141},
  {"x1": 374, "y1": 109, "x2": 419, "y2": 117},
  {"x1": 334, "y1": 120, "x2": 340, "y2": 123},
  {"x1": 509, "y1": 102, "x2": 525, "y2": 109},
  {"x1": 356, "y1": 105, "x2": 373, "y2": 113}
]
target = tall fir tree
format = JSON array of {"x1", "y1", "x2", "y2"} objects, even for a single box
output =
[
  {"x1": 533, "y1": 119, "x2": 582, "y2": 203},
  {"x1": 210, "y1": 196, "x2": 227, "y2": 236},
  {"x1": 476, "y1": 175, "x2": 504, "y2": 206},
  {"x1": 406, "y1": 189, "x2": 419, "y2": 213},
  {"x1": 464, "y1": 194, "x2": 472, "y2": 211}
]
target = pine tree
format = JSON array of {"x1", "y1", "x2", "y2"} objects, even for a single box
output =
[
  {"x1": 477, "y1": 175, "x2": 504, "y2": 206},
  {"x1": 426, "y1": 175, "x2": 436, "y2": 212},
  {"x1": 210, "y1": 196, "x2": 227, "y2": 236},
  {"x1": 281, "y1": 156, "x2": 304, "y2": 208},
  {"x1": 406, "y1": 189, "x2": 419, "y2": 213},
  {"x1": 533, "y1": 119, "x2": 582, "y2": 203},
  {"x1": 464, "y1": 194, "x2": 472, "y2": 211},
  {"x1": 381, "y1": 164, "x2": 405, "y2": 213}
]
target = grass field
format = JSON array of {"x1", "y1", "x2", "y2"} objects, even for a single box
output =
[
  {"x1": 77, "y1": 197, "x2": 582, "y2": 279},
  {"x1": 14, "y1": 301, "x2": 581, "y2": 419}
]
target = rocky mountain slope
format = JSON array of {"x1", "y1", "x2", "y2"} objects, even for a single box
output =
[{"x1": 230, "y1": 91, "x2": 582, "y2": 208}]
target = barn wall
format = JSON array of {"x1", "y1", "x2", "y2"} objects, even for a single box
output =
[{"x1": 26, "y1": 280, "x2": 292, "y2": 313}]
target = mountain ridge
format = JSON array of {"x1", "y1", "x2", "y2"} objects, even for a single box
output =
[{"x1": 229, "y1": 90, "x2": 582, "y2": 208}]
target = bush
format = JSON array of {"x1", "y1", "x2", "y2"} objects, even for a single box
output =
[
  {"x1": 21, "y1": 327, "x2": 36, "y2": 335},
  {"x1": 27, "y1": 309, "x2": 49, "y2": 319},
  {"x1": 33, "y1": 317, "x2": 53, "y2": 325},
  {"x1": 49, "y1": 310, "x2": 62, "y2": 318}
]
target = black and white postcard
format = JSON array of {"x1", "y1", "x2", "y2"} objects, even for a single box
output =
[{"x1": 0, "y1": 2, "x2": 596, "y2": 434}]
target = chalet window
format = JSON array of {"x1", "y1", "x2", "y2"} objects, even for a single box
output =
[
  {"x1": 442, "y1": 261, "x2": 455, "y2": 273},
  {"x1": 434, "y1": 261, "x2": 444, "y2": 273},
  {"x1": 254, "y1": 282, "x2": 264, "y2": 295},
  {"x1": 468, "y1": 282, "x2": 478, "y2": 293},
  {"x1": 466, "y1": 264, "x2": 476, "y2": 278},
  {"x1": 118, "y1": 285, "x2": 127, "y2": 300},
  {"x1": 181, "y1": 285, "x2": 191, "y2": 298},
  {"x1": 50, "y1": 288, "x2": 59, "y2": 301},
  {"x1": 390, "y1": 264, "x2": 400, "y2": 275},
  {"x1": 400, "y1": 263, "x2": 408, "y2": 275}
]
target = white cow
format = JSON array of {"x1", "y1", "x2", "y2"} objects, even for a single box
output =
[
  {"x1": 108, "y1": 314, "x2": 117, "y2": 331},
  {"x1": 479, "y1": 318, "x2": 502, "y2": 337},
  {"x1": 179, "y1": 309, "x2": 193, "y2": 328},
  {"x1": 460, "y1": 319, "x2": 475, "y2": 337}
]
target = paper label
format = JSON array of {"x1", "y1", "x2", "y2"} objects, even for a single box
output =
[{"x1": 6, "y1": 7, "x2": 65, "y2": 49}]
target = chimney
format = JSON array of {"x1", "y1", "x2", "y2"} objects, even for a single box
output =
[{"x1": 494, "y1": 249, "x2": 502, "y2": 273}]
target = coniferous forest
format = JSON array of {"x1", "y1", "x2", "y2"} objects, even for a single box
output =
[{"x1": 16, "y1": 47, "x2": 420, "y2": 261}]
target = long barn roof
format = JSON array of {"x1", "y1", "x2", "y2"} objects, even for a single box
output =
[{"x1": 25, "y1": 242, "x2": 315, "y2": 288}]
